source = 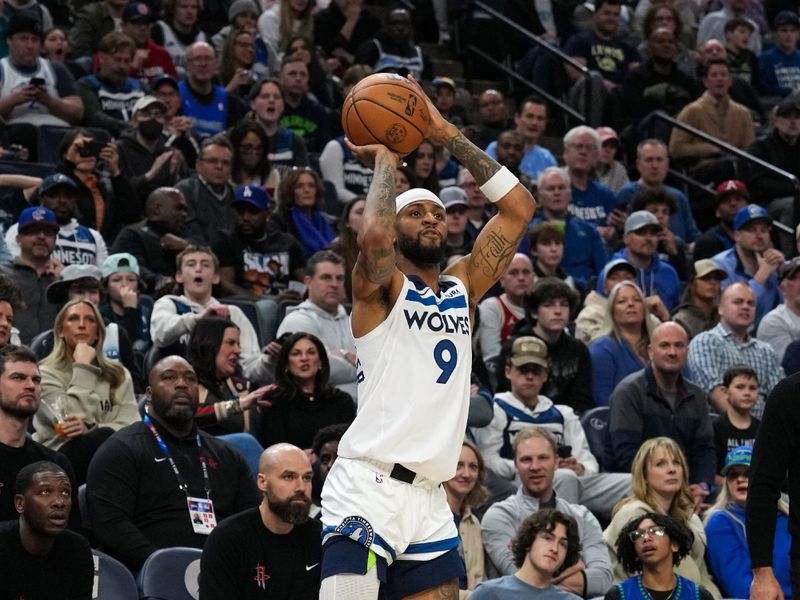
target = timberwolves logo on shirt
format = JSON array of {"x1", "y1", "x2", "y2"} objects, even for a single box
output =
[{"x1": 335, "y1": 516, "x2": 374, "y2": 547}]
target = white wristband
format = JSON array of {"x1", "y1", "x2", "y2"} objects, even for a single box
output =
[{"x1": 479, "y1": 166, "x2": 519, "y2": 203}]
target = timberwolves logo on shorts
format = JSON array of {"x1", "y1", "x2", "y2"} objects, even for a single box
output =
[{"x1": 335, "y1": 516, "x2": 374, "y2": 547}]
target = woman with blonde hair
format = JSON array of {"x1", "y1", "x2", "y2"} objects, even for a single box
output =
[
  {"x1": 589, "y1": 280, "x2": 655, "y2": 406},
  {"x1": 33, "y1": 299, "x2": 138, "y2": 483},
  {"x1": 444, "y1": 440, "x2": 489, "y2": 598},
  {"x1": 257, "y1": 0, "x2": 314, "y2": 59},
  {"x1": 603, "y1": 437, "x2": 721, "y2": 597}
]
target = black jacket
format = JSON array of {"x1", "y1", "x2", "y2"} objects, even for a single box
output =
[
  {"x1": 117, "y1": 130, "x2": 189, "y2": 206},
  {"x1": 743, "y1": 128, "x2": 800, "y2": 202}
]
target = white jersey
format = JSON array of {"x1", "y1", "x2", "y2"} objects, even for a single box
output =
[
  {"x1": 338, "y1": 274, "x2": 472, "y2": 482},
  {"x1": 0, "y1": 57, "x2": 70, "y2": 126}
]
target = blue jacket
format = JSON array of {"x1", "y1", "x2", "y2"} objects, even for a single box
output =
[
  {"x1": 569, "y1": 180, "x2": 617, "y2": 227},
  {"x1": 589, "y1": 335, "x2": 646, "y2": 407},
  {"x1": 757, "y1": 46, "x2": 800, "y2": 97},
  {"x1": 711, "y1": 247, "x2": 781, "y2": 327},
  {"x1": 610, "y1": 247, "x2": 681, "y2": 310},
  {"x1": 615, "y1": 182, "x2": 700, "y2": 242},
  {"x1": 705, "y1": 503, "x2": 792, "y2": 598},
  {"x1": 518, "y1": 214, "x2": 607, "y2": 289}
]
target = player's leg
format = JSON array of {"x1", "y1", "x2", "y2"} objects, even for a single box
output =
[
  {"x1": 402, "y1": 578, "x2": 459, "y2": 599},
  {"x1": 319, "y1": 539, "x2": 383, "y2": 600}
]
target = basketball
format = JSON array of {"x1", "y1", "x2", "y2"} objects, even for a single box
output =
[{"x1": 342, "y1": 73, "x2": 430, "y2": 155}]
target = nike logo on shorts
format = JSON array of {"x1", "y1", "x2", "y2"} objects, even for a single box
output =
[{"x1": 154, "y1": 457, "x2": 167, "y2": 463}]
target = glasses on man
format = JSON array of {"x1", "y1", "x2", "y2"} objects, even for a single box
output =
[{"x1": 628, "y1": 525, "x2": 667, "y2": 542}]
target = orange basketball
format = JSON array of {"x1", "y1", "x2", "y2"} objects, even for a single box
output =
[{"x1": 342, "y1": 73, "x2": 430, "y2": 155}]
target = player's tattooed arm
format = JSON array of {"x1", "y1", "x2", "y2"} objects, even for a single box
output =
[{"x1": 441, "y1": 128, "x2": 501, "y2": 185}]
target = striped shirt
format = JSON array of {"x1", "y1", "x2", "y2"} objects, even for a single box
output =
[{"x1": 687, "y1": 323, "x2": 784, "y2": 419}]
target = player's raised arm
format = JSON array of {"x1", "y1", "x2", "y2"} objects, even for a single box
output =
[{"x1": 408, "y1": 79, "x2": 536, "y2": 305}]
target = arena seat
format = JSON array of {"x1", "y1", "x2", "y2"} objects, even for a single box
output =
[
  {"x1": 580, "y1": 406, "x2": 611, "y2": 472},
  {"x1": 92, "y1": 549, "x2": 138, "y2": 600},
  {"x1": 137, "y1": 547, "x2": 202, "y2": 600},
  {"x1": 218, "y1": 432, "x2": 264, "y2": 475}
]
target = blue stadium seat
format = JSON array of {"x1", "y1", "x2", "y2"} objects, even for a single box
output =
[
  {"x1": 218, "y1": 432, "x2": 264, "y2": 475},
  {"x1": 580, "y1": 406, "x2": 610, "y2": 472},
  {"x1": 92, "y1": 549, "x2": 138, "y2": 600},
  {"x1": 254, "y1": 297, "x2": 281, "y2": 345},
  {"x1": 222, "y1": 298, "x2": 262, "y2": 345},
  {"x1": 137, "y1": 547, "x2": 202, "y2": 600}
]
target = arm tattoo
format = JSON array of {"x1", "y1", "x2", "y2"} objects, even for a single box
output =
[
  {"x1": 468, "y1": 228, "x2": 525, "y2": 304},
  {"x1": 366, "y1": 159, "x2": 397, "y2": 228},
  {"x1": 442, "y1": 129, "x2": 501, "y2": 185},
  {"x1": 356, "y1": 156, "x2": 397, "y2": 284}
]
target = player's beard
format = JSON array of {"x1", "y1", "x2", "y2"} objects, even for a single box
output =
[
  {"x1": 266, "y1": 487, "x2": 311, "y2": 524},
  {"x1": 397, "y1": 231, "x2": 446, "y2": 266}
]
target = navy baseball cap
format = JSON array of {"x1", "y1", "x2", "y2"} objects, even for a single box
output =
[
  {"x1": 149, "y1": 74, "x2": 179, "y2": 93},
  {"x1": 123, "y1": 1, "x2": 154, "y2": 23},
  {"x1": 39, "y1": 173, "x2": 77, "y2": 195},
  {"x1": 17, "y1": 206, "x2": 59, "y2": 233},
  {"x1": 234, "y1": 184, "x2": 271, "y2": 211},
  {"x1": 734, "y1": 204, "x2": 771, "y2": 231}
]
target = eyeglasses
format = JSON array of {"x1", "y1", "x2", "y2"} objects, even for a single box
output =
[{"x1": 628, "y1": 525, "x2": 666, "y2": 542}]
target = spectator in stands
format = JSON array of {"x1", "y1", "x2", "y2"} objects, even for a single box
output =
[
  {"x1": 698, "y1": 39, "x2": 763, "y2": 118},
  {"x1": 475, "y1": 336, "x2": 631, "y2": 519},
  {"x1": 0, "y1": 277, "x2": 22, "y2": 347},
  {"x1": 671, "y1": 259, "x2": 726, "y2": 339},
  {"x1": 615, "y1": 139, "x2": 700, "y2": 244},
  {"x1": 310, "y1": 422, "x2": 346, "y2": 506},
  {"x1": 609, "y1": 513, "x2": 715, "y2": 600},
  {"x1": 313, "y1": 0, "x2": 381, "y2": 71},
  {"x1": 1, "y1": 207, "x2": 61, "y2": 344},
  {"x1": 494, "y1": 278, "x2": 592, "y2": 415},
  {"x1": 5, "y1": 174, "x2": 108, "y2": 268},
  {"x1": 442, "y1": 186, "x2": 475, "y2": 256},
  {"x1": 467, "y1": 89, "x2": 511, "y2": 151},
  {"x1": 86, "y1": 355, "x2": 260, "y2": 570},
  {"x1": 68, "y1": 0, "x2": 126, "y2": 59},
  {"x1": 256, "y1": 332, "x2": 355, "y2": 450},
  {"x1": 199, "y1": 442, "x2": 321, "y2": 599},
  {"x1": 100, "y1": 253, "x2": 152, "y2": 354},
  {"x1": 527, "y1": 223, "x2": 577, "y2": 289},
  {"x1": 121, "y1": 2, "x2": 178, "y2": 87},
  {"x1": 33, "y1": 299, "x2": 138, "y2": 483},
  {"x1": 54, "y1": 129, "x2": 141, "y2": 242},
  {"x1": 176, "y1": 135, "x2": 236, "y2": 243},
  {"x1": 589, "y1": 280, "x2": 654, "y2": 407},
  {"x1": 275, "y1": 250, "x2": 357, "y2": 397},
  {"x1": 290, "y1": 39, "x2": 345, "y2": 113},
  {"x1": 110, "y1": 187, "x2": 191, "y2": 296},
  {"x1": 187, "y1": 316, "x2": 269, "y2": 435},
  {"x1": 687, "y1": 281, "x2": 784, "y2": 418},
  {"x1": 758, "y1": 11, "x2": 800, "y2": 97},
  {"x1": 219, "y1": 29, "x2": 260, "y2": 99},
  {"x1": 486, "y1": 97, "x2": 557, "y2": 181},
  {"x1": 603, "y1": 438, "x2": 721, "y2": 596},
  {"x1": 636, "y1": 4, "x2": 697, "y2": 77},
  {"x1": 432, "y1": 76, "x2": 469, "y2": 128},
  {"x1": 705, "y1": 446, "x2": 791, "y2": 598},
  {"x1": 395, "y1": 164, "x2": 416, "y2": 194},
  {"x1": 757, "y1": 257, "x2": 800, "y2": 361},
  {"x1": 562, "y1": 126, "x2": 619, "y2": 238},
  {"x1": 214, "y1": 183, "x2": 305, "y2": 299},
  {"x1": 0, "y1": 461, "x2": 93, "y2": 599},
  {"x1": 355, "y1": 7, "x2": 425, "y2": 79},
  {"x1": 118, "y1": 95, "x2": 189, "y2": 206},
  {"x1": 179, "y1": 41, "x2": 247, "y2": 137},
  {"x1": 228, "y1": 121, "x2": 281, "y2": 189},
  {"x1": 481, "y1": 426, "x2": 612, "y2": 596},
  {"x1": 213, "y1": 0, "x2": 261, "y2": 59},
  {"x1": 151, "y1": 0, "x2": 209, "y2": 71},
  {"x1": 489, "y1": 131, "x2": 536, "y2": 192},
  {"x1": 712, "y1": 204, "x2": 783, "y2": 326},
  {"x1": 473, "y1": 509, "x2": 582, "y2": 600},
  {"x1": 607, "y1": 322, "x2": 716, "y2": 486},
  {"x1": 258, "y1": 0, "x2": 312, "y2": 60},
  {"x1": 668, "y1": 59, "x2": 755, "y2": 172},
  {"x1": 697, "y1": 0, "x2": 761, "y2": 54},
  {"x1": 274, "y1": 166, "x2": 335, "y2": 258},
  {"x1": 150, "y1": 74, "x2": 202, "y2": 168},
  {"x1": 612, "y1": 211, "x2": 681, "y2": 311},
  {"x1": 320, "y1": 134, "x2": 373, "y2": 203},
  {"x1": 4, "y1": 0, "x2": 54, "y2": 32},
  {"x1": 712, "y1": 367, "x2": 759, "y2": 478},
  {"x1": 478, "y1": 253, "x2": 534, "y2": 364},
  {"x1": 151, "y1": 245, "x2": 273, "y2": 383},
  {"x1": 595, "y1": 127, "x2": 629, "y2": 194},
  {"x1": 329, "y1": 197, "x2": 364, "y2": 302},
  {"x1": 724, "y1": 17, "x2": 758, "y2": 87},
  {"x1": 277, "y1": 55, "x2": 331, "y2": 153},
  {"x1": 41, "y1": 27, "x2": 84, "y2": 82},
  {"x1": 0, "y1": 346, "x2": 79, "y2": 525},
  {"x1": 692, "y1": 180, "x2": 748, "y2": 261},
  {"x1": 575, "y1": 259, "x2": 637, "y2": 344},
  {"x1": 629, "y1": 188, "x2": 688, "y2": 281},
  {"x1": 406, "y1": 139, "x2": 440, "y2": 194},
  {"x1": 444, "y1": 440, "x2": 488, "y2": 597},
  {"x1": 248, "y1": 77, "x2": 310, "y2": 169},
  {"x1": 0, "y1": 13, "x2": 83, "y2": 131},
  {"x1": 564, "y1": 0, "x2": 637, "y2": 88}
]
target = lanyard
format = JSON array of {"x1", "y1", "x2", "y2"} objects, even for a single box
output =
[{"x1": 143, "y1": 414, "x2": 211, "y2": 498}]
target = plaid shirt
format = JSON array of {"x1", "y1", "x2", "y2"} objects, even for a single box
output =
[{"x1": 687, "y1": 323, "x2": 784, "y2": 419}]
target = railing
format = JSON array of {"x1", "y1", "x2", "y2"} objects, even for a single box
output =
[
  {"x1": 465, "y1": 0, "x2": 592, "y2": 125},
  {"x1": 649, "y1": 110, "x2": 800, "y2": 234}
]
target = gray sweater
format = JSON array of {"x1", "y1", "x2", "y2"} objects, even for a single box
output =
[{"x1": 481, "y1": 488, "x2": 612, "y2": 598}]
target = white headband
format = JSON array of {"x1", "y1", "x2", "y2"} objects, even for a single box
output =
[{"x1": 395, "y1": 188, "x2": 445, "y2": 214}]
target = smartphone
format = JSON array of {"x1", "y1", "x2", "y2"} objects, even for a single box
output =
[
  {"x1": 557, "y1": 445, "x2": 572, "y2": 459},
  {"x1": 29, "y1": 77, "x2": 45, "y2": 88},
  {"x1": 78, "y1": 140, "x2": 107, "y2": 158}
]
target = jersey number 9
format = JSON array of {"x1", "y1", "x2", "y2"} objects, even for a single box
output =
[{"x1": 433, "y1": 340, "x2": 458, "y2": 384}]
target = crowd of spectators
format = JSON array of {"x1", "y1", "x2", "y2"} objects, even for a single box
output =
[{"x1": 0, "y1": 0, "x2": 799, "y2": 597}]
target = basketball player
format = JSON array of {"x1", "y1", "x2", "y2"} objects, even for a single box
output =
[{"x1": 319, "y1": 78, "x2": 536, "y2": 600}]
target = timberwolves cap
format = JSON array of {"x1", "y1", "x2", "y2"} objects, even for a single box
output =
[
  {"x1": 396, "y1": 188, "x2": 445, "y2": 214},
  {"x1": 721, "y1": 445, "x2": 752, "y2": 476}
]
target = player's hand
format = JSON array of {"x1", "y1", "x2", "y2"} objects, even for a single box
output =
[
  {"x1": 344, "y1": 138, "x2": 400, "y2": 169},
  {"x1": 406, "y1": 75, "x2": 453, "y2": 145}
]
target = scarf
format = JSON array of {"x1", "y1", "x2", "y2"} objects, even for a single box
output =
[{"x1": 290, "y1": 206, "x2": 334, "y2": 257}]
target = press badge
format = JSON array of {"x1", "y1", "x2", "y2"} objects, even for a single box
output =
[{"x1": 187, "y1": 497, "x2": 217, "y2": 535}]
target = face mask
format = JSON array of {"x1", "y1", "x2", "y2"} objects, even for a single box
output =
[{"x1": 138, "y1": 119, "x2": 164, "y2": 140}]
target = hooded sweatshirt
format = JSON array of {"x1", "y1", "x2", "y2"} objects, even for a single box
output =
[{"x1": 609, "y1": 247, "x2": 680, "y2": 310}]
